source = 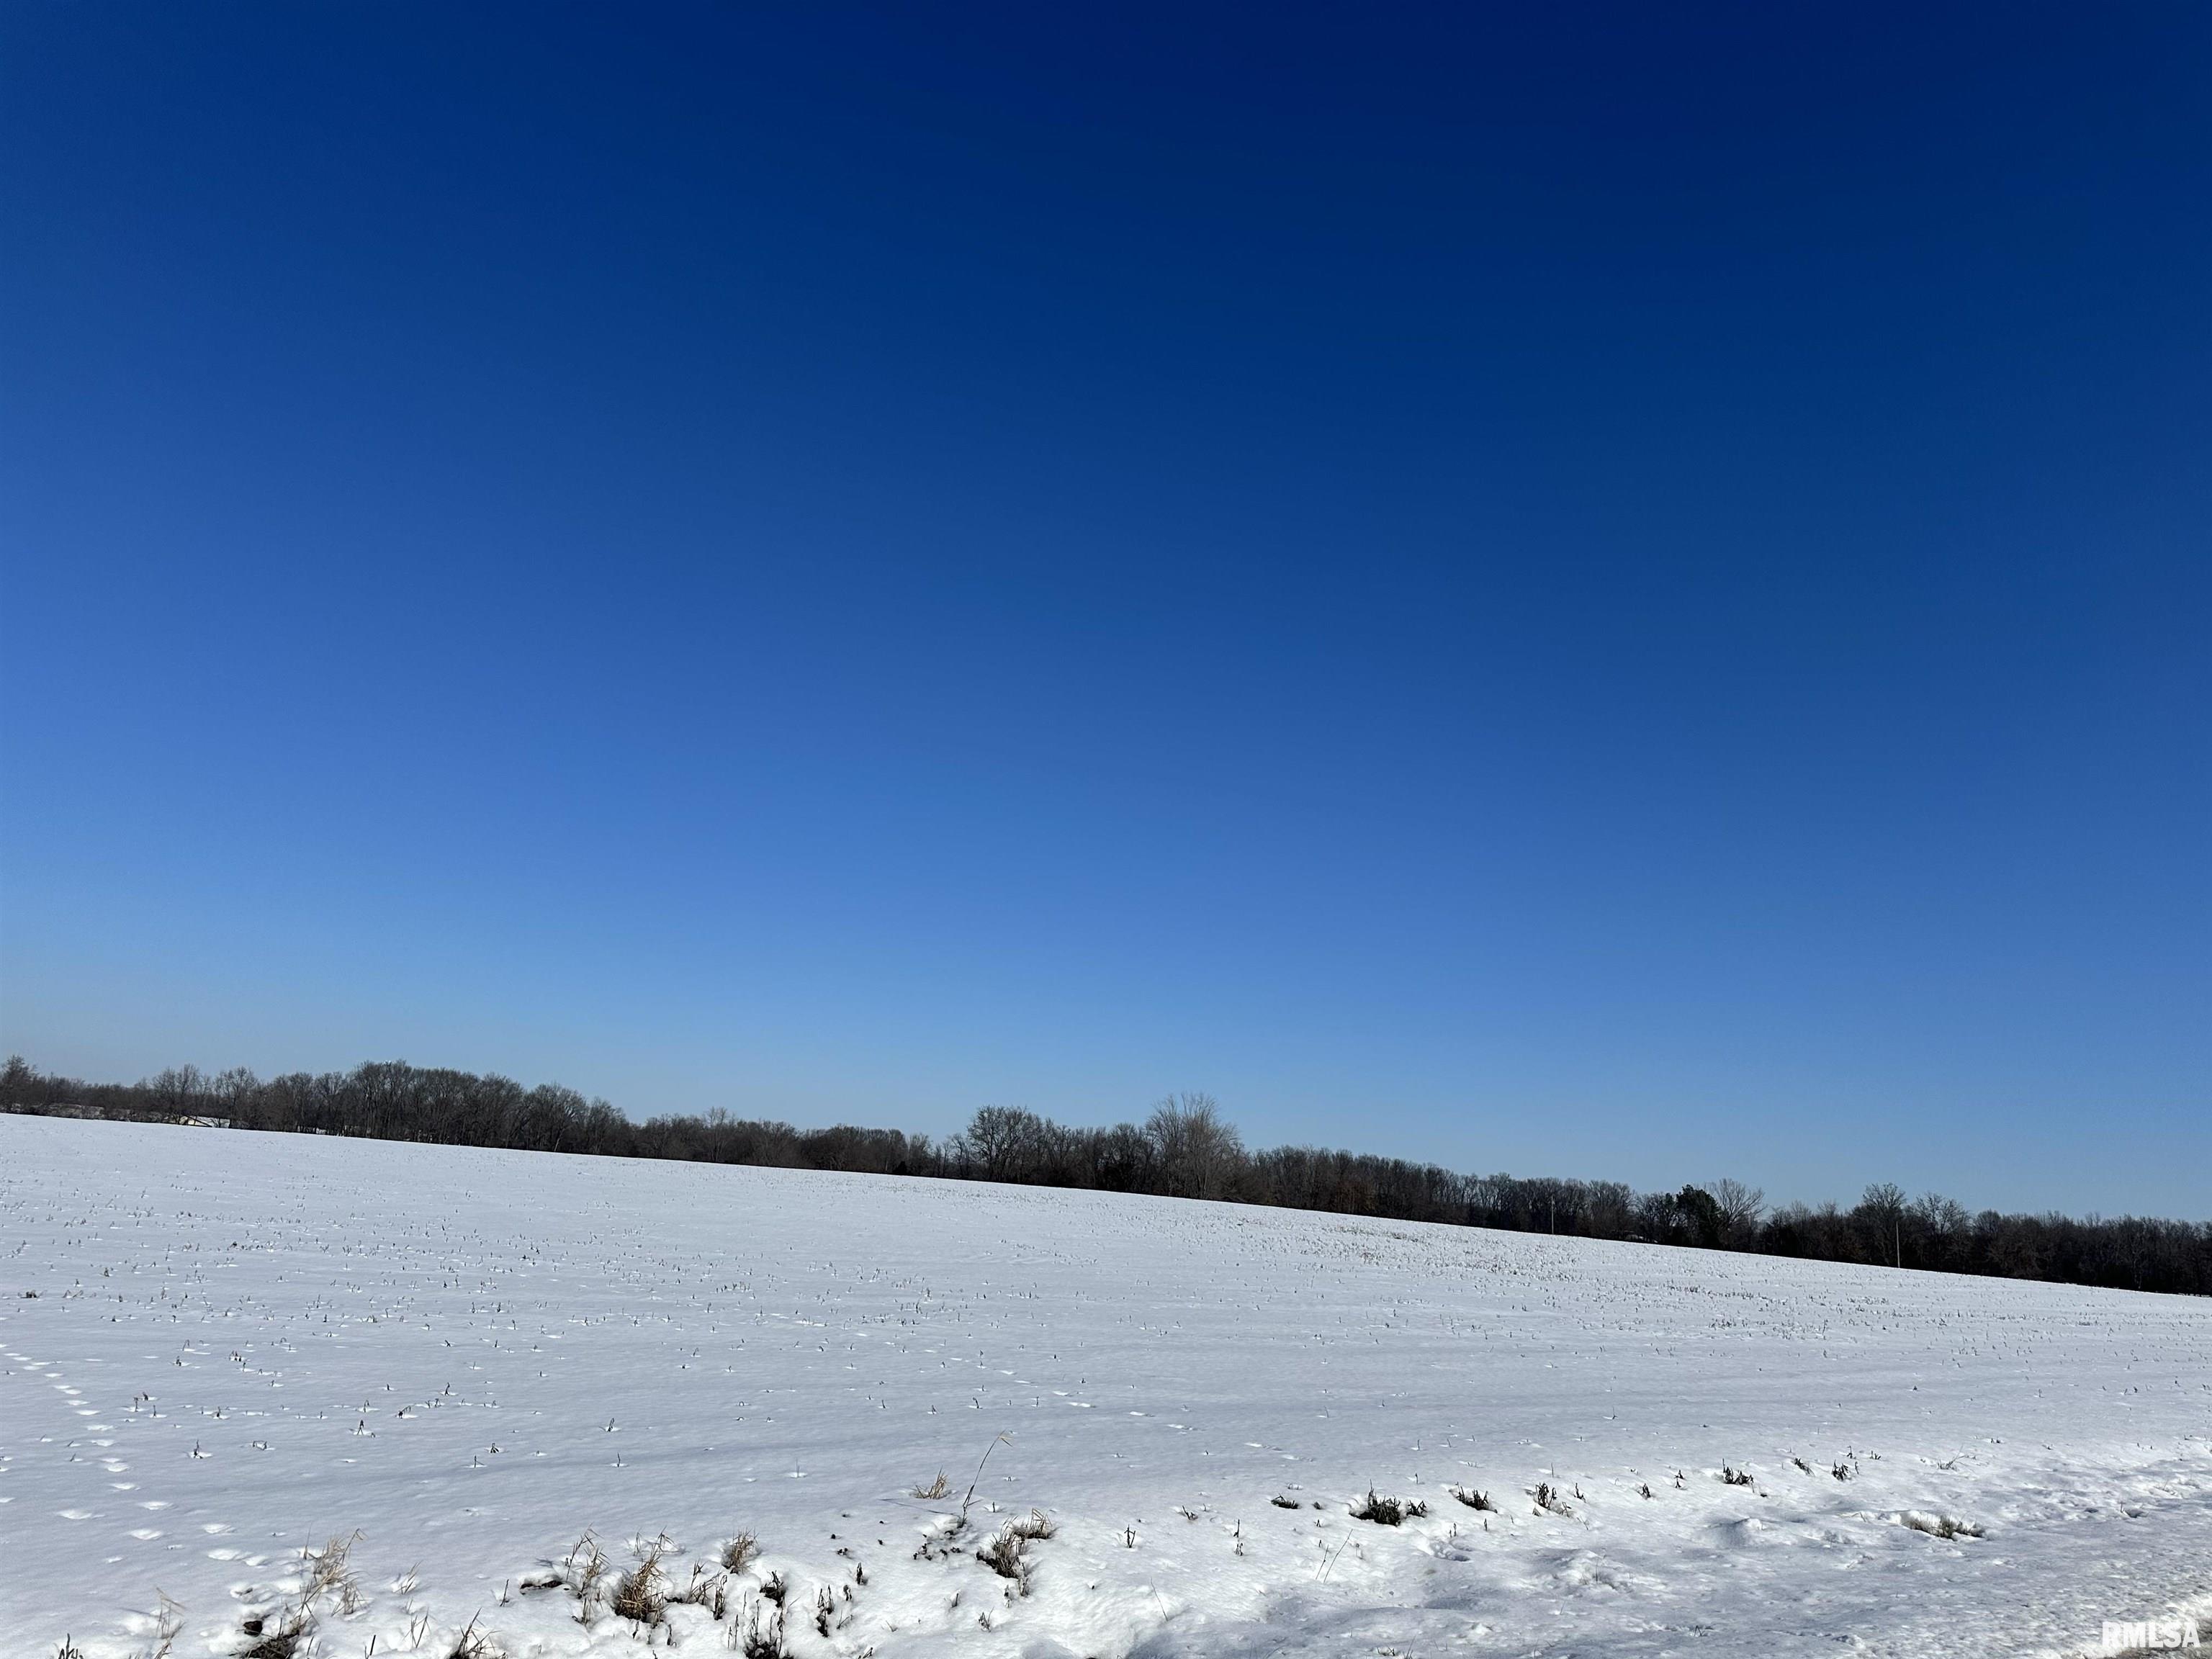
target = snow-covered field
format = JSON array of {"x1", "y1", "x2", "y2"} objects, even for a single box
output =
[{"x1": 3, "y1": 1116, "x2": 2208, "y2": 1659}]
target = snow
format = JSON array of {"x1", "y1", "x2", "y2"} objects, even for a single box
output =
[{"x1": 2, "y1": 1115, "x2": 2208, "y2": 1659}]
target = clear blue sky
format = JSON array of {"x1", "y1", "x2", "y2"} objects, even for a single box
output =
[{"x1": 3, "y1": 4, "x2": 2206, "y2": 1215}]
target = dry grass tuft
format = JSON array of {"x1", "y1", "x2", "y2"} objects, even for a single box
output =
[
  {"x1": 611, "y1": 1542, "x2": 668, "y2": 1627},
  {"x1": 133, "y1": 1592, "x2": 184, "y2": 1659},
  {"x1": 236, "y1": 1608, "x2": 310, "y2": 1659},
  {"x1": 976, "y1": 1522, "x2": 1042, "y2": 1594},
  {"x1": 672, "y1": 1561, "x2": 731, "y2": 1619},
  {"x1": 1351, "y1": 1491, "x2": 1426, "y2": 1525},
  {"x1": 561, "y1": 1532, "x2": 609, "y2": 1624},
  {"x1": 720, "y1": 1532, "x2": 759, "y2": 1574},
  {"x1": 733, "y1": 1595, "x2": 791, "y2": 1658},
  {"x1": 444, "y1": 1616, "x2": 502, "y2": 1659},
  {"x1": 1902, "y1": 1511, "x2": 1983, "y2": 1541},
  {"x1": 912, "y1": 1470, "x2": 952, "y2": 1500},
  {"x1": 300, "y1": 1532, "x2": 364, "y2": 1614},
  {"x1": 1008, "y1": 1509, "x2": 1056, "y2": 1542}
]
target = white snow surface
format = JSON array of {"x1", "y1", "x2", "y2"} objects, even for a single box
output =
[{"x1": 3, "y1": 1116, "x2": 2208, "y2": 1659}]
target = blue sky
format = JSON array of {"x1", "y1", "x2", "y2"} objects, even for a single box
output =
[{"x1": 3, "y1": 4, "x2": 2206, "y2": 1215}]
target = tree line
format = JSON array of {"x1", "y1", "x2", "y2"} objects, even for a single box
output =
[{"x1": 5, "y1": 1054, "x2": 2205, "y2": 1296}]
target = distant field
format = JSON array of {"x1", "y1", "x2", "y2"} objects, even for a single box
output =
[{"x1": 3, "y1": 1115, "x2": 2207, "y2": 1658}]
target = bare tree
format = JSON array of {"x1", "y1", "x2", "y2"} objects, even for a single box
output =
[
  {"x1": 956, "y1": 1105, "x2": 1046, "y2": 1182},
  {"x1": 1144, "y1": 1092, "x2": 1244, "y2": 1200},
  {"x1": 1712, "y1": 1178, "x2": 1766, "y2": 1244},
  {"x1": 1858, "y1": 1182, "x2": 1907, "y2": 1267}
]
